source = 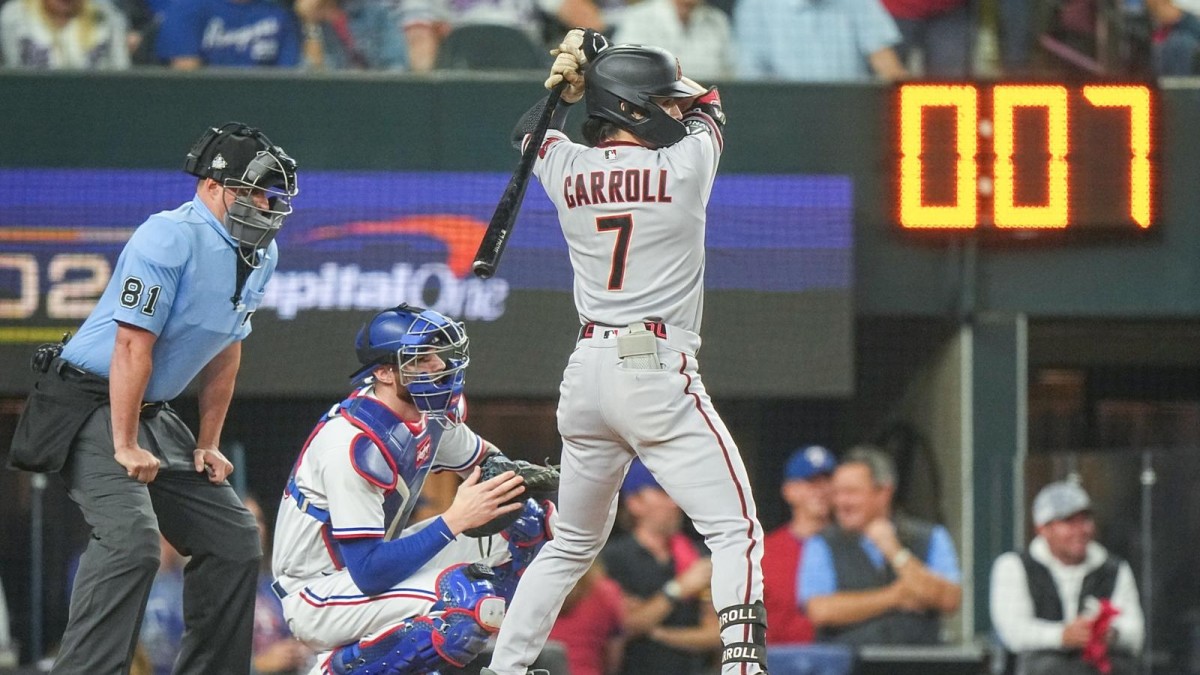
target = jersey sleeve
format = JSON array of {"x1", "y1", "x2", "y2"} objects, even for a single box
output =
[
  {"x1": 670, "y1": 116, "x2": 722, "y2": 194},
  {"x1": 430, "y1": 423, "x2": 486, "y2": 473},
  {"x1": 323, "y1": 440, "x2": 388, "y2": 540},
  {"x1": 797, "y1": 534, "x2": 837, "y2": 606},
  {"x1": 274, "y1": 10, "x2": 302, "y2": 67},
  {"x1": 531, "y1": 129, "x2": 583, "y2": 209},
  {"x1": 110, "y1": 216, "x2": 188, "y2": 336}
]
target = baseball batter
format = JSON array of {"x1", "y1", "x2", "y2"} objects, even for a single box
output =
[
  {"x1": 485, "y1": 33, "x2": 769, "y2": 675},
  {"x1": 271, "y1": 304, "x2": 557, "y2": 675}
]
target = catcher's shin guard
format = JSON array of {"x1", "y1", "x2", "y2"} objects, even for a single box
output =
[
  {"x1": 326, "y1": 617, "x2": 444, "y2": 675},
  {"x1": 718, "y1": 601, "x2": 769, "y2": 673},
  {"x1": 327, "y1": 564, "x2": 504, "y2": 674},
  {"x1": 493, "y1": 499, "x2": 555, "y2": 598}
]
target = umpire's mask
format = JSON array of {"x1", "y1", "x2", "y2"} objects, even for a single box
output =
[
  {"x1": 184, "y1": 122, "x2": 299, "y2": 267},
  {"x1": 222, "y1": 150, "x2": 297, "y2": 267}
]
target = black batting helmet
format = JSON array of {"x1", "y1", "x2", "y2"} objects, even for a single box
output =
[{"x1": 584, "y1": 45, "x2": 704, "y2": 148}]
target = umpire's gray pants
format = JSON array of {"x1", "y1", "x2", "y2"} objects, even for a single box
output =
[{"x1": 52, "y1": 405, "x2": 261, "y2": 675}]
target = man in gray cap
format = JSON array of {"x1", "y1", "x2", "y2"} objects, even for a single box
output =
[{"x1": 990, "y1": 480, "x2": 1144, "y2": 675}]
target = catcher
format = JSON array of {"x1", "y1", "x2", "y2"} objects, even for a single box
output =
[{"x1": 270, "y1": 303, "x2": 559, "y2": 675}]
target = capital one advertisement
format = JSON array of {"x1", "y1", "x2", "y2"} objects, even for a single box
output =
[{"x1": 0, "y1": 169, "x2": 853, "y2": 397}]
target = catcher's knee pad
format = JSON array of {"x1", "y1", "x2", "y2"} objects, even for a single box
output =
[
  {"x1": 494, "y1": 499, "x2": 556, "y2": 598},
  {"x1": 718, "y1": 601, "x2": 769, "y2": 672},
  {"x1": 503, "y1": 498, "x2": 555, "y2": 549}
]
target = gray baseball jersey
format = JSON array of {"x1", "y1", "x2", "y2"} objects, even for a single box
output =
[
  {"x1": 530, "y1": 113, "x2": 721, "y2": 332},
  {"x1": 490, "y1": 109, "x2": 767, "y2": 675}
]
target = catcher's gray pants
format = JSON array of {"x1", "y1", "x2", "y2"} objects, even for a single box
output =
[{"x1": 51, "y1": 405, "x2": 261, "y2": 675}]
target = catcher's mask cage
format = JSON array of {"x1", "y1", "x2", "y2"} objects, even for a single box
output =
[
  {"x1": 584, "y1": 45, "x2": 704, "y2": 149},
  {"x1": 350, "y1": 304, "x2": 470, "y2": 426},
  {"x1": 184, "y1": 122, "x2": 298, "y2": 267}
]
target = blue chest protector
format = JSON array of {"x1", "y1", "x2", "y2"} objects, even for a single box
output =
[
  {"x1": 341, "y1": 394, "x2": 447, "y2": 536},
  {"x1": 286, "y1": 392, "x2": 446, "y2": 536}
]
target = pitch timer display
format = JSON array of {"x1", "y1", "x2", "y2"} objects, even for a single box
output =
[{"x1": 892, "y1": 83, "x2": 1159, "y2": 234}]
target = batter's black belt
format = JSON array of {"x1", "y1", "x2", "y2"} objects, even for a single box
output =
[
  {"x1": 54, "y1": 359, "x2": 169, "y2": 417},
  {"x1": 579, "y1": 320, "x2": 668, "y2": 341},
  {"x1": 270, "y1": 579, "x2": 290, "y2": 600}
]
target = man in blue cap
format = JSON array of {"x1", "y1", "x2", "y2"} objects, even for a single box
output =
[
  {"x1": 763, "y1": 445, "x2": 836, "y2": 644},
  {"x1": 600, "y1": 459, "x2": 720, "y2": 675}
]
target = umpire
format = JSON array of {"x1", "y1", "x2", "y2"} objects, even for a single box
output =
[{"x1": 8, "y1": 122, "x2": 298, "y2": 674}]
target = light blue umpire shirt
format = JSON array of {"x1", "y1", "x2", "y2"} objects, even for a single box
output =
[{"x1": 62, "y1": 195, "x2": 277, "y2": 402}]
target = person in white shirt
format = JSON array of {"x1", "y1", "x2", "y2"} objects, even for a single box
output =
[
  {"x1": 0, "y1": 0, "x2": 129, "y2": 68},
  {"x1": 612, "y1": 0, "x2": 735, "y2": 81},
  {"x1": 990, "y1": 480, "x2": 1144, "y2": 675}
]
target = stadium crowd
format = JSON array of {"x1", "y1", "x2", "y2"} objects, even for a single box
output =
[{"x1": 0, "y1": 0, "x2": 1196, "y2": 77}]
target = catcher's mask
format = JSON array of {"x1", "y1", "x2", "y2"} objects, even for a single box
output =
[
  {"x1": 184, "y1": 122, "x2": 298, "y2": 267},
  {"x1": 584, "y1": 45, "x2": 703, "y2": 148},
  {"x1": 350, "y1": 304, "x2": 469, "y2": 426}
]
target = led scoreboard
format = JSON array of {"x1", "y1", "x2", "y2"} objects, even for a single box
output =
[{"x1": 893, "y1": 83, "x2": 1159, "y2": 235}]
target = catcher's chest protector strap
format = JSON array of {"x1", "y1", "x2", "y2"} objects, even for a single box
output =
[{"x1": 719, "y1": 601, "x2": 769, "y2": 670}]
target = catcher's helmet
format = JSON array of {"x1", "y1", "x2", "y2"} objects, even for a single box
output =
[
  {"x1": 184, "y1": 122, "x2": 298, "y2": 266},
  {"x1": 585, "y1": 45, "x2": 704, "y2": 148},
  {"x1": 350, "y1": 304, "x2": 470, "y2": 425}
]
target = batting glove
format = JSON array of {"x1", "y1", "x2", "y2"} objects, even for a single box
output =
[
  {"x1": 544, "y1": 52, "x2": 585, "y2": 103},
  {"x1": 550, "y1": 28, "x2": 610, "y2": 63}
]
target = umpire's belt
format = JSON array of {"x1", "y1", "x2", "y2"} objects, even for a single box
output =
[
  {"x1": 577, "y1": 321, "x2": 699, "y2": 356},
  {"x1": 53, "y1": 358, "x2": 169, "y2": 417}
]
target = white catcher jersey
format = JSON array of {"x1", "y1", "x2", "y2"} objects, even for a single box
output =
[
  {"x1": 272, "y1": 388, "x2": 484, "y2": 585},
  {"x1": 531, "y1": 111, "x2": 723, "y2": 332}
]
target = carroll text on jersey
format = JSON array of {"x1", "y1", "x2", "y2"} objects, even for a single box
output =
[{"x1": 563, "y1": 168, "x2": 673, "y2": 209}]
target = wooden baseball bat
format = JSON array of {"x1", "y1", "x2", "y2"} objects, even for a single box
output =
[{"x1": 472, "y1": 84, "x2": 565, "y2": 279}]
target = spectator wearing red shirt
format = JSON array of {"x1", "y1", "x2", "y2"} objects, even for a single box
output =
[
  {"x1": 762, "y1": 445, "x2": 836, "y2": 644},
  {"x1": 548, "y1": 563, "x2": 626, "y2": 675}
]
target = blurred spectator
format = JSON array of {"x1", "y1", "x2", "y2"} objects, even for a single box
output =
[
  {"x1": 733, "y1": 0, "x2": 907, "y2": 80},
  {"x1": 547, "y1": 562, "x2": 626, "y2": 675},
  {"x1": 762, "y1": 445, "x2": 836, "y2": 645},
  {"x1": 140, "y1": 535, "x2": 186, "y2": 675},
  {"x1": 881, "y1": 0, "x2": 971, "y2": 76},
  {"x1": 0, "y1": 576, "x2": 15, "y2": 667},
  {"x1": 398, "y1": 0, "x2": 589, "y2": 72},
  {"x1": 600, "y1": 459, "x2": 720, "y2": 675},
  {"x1": 156, "y1": 0, "x2": 300, "y2": 68},
  {"x1": 999, "y1": 0, "x2": 1034, "y2": 73},
  {"x1": 294, "y1": 0, "x2": 407, "y2": 69},
  {"x1": 800, "y1": 445, "x2": 961, "y2": 645},
  {"x1": 113, "y1": 0, "x2": 160, "y2": 64},
  {"x1": 244, "y1": 495, "x2": 313, "y2": 675},
  {"x1": 0, "y1": 0, "x2": 130, "y2": 68},
  {"x1": 990, "y1": 480, "x2": 1144, "y2": 675},
  {"x1": 1146, "y1": 0, "x2": 1200, "y2": 74},
  {"x1": 612, "y1": 0, "x2": 734, "y2": 80}
]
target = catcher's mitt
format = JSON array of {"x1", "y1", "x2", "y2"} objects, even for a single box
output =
[{"x1": 464, "y1": 454, "x2": 560, "y2": 538}]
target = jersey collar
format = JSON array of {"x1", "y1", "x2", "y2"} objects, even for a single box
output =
[
  {"x1": 596, "y1": 140, "x2": 646, "y2": 148},
  {"x1": 192, "y1": 194, "x2": 239, "y2": 248}
]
